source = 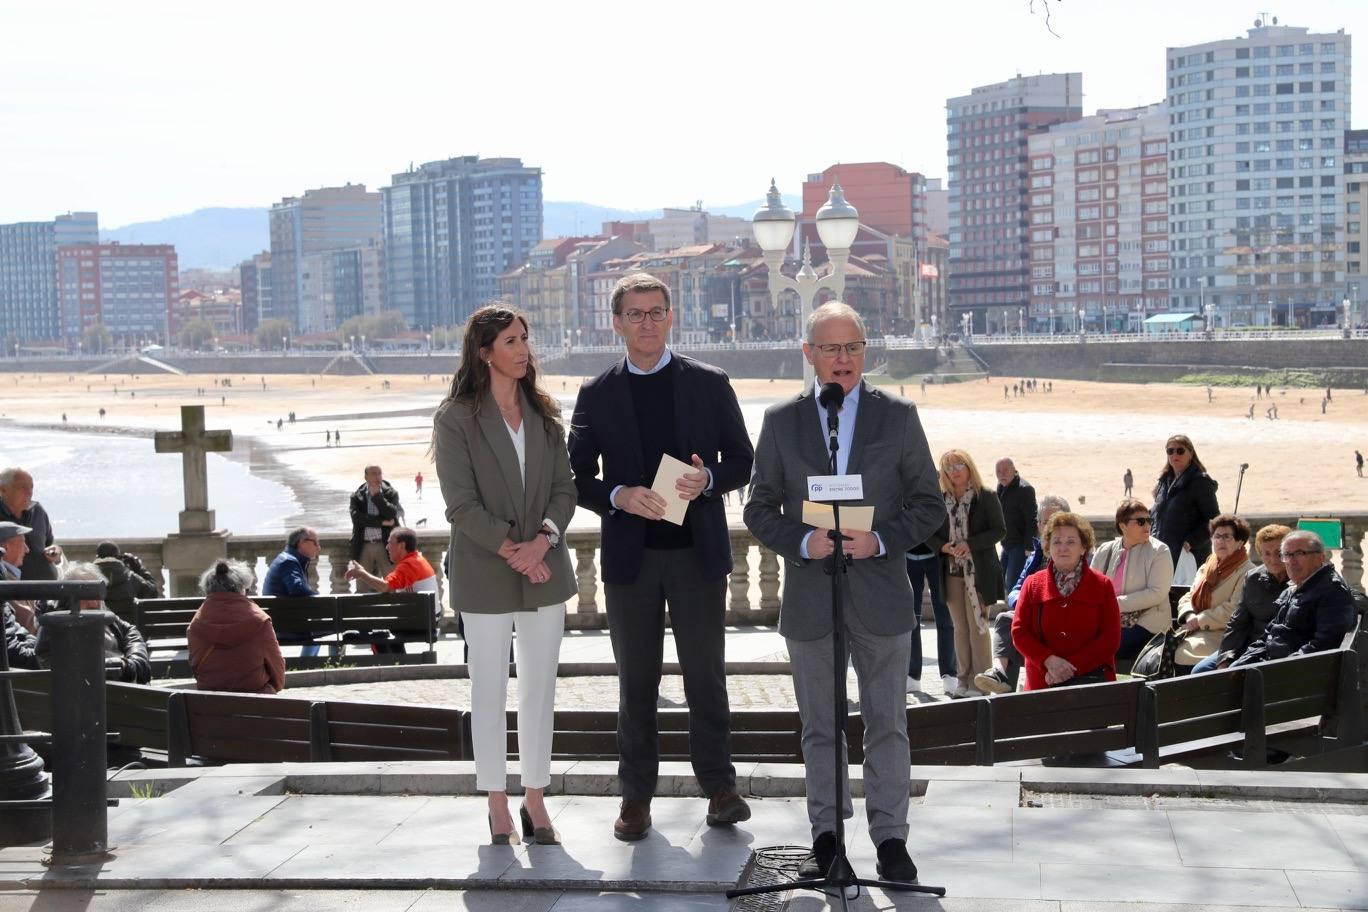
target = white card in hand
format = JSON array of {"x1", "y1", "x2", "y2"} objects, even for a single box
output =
[
  {"x1": 801, "y1": 500, "x2": 874, "y2": 532},
  {"x1": 651, "y1": 453, "x2": 695, "y2": 526}
]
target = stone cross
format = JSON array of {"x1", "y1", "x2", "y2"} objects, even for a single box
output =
[{"x1": 154, "y1": 405, "x2": 233, "y2": 534}]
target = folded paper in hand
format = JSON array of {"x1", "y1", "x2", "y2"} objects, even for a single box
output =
[
  {"x1": 801, "y1": 500, "x2": 874, "y2": 532},
  {"x1": 650, "y1": 453, "x2": 694, "y2": 526}
]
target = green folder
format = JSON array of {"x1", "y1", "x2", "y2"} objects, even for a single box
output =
[{"x1": 1297, "y1": 517, "x2": 1343, "y2": 550}]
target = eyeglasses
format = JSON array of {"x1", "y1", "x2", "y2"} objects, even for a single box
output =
[
  {"x1": 944, "y1": 462, "x2": 968, "y2": 473},
  {"x1": 1127, "y1": 517, "x2": 1153, "y2": 526},
  {"x1": 1166, "y1": 447, "x2": 1188, "y2": 456},
  {"x1": 303, "y1": 537, "x2": 319, "y2": 545},
  {"x1": 812, "y1": 341, "x2": 867, "y2": 358},
  {"x1": 620, "y1": 307, "x2": 669, "y2": 324},
  {"x1": 1210, "y1": 532, "x2": 1237, "y2": 542},
  {"x1": 1279, "y1": 549, "x2": 1322, "y2": 560}
]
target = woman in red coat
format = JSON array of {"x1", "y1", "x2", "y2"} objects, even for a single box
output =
[{"x1": 1011, "y1": 512, "x2": 1121, "y2": 691}]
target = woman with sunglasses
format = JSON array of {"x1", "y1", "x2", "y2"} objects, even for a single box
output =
[
  {"x1": 1151, "y1": 434, "x2": 1221, "y2": 571},
  {"x1": 1174, "y1": 514, "x2": 1254, "y2": 671},
  {"x1": 925, "y1": 449, "x2": 1005, "y2": 697},
  {"x1": 1090, "y1": 499, "x2": 1174, "y2": 659}
]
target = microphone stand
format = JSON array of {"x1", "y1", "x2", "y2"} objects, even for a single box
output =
[
  {"x1": 1233, "y1": 463, "x2": 1249, "y2": 515},
  {"x1": 727, "y1": 400, "x2": 945, "y2": 909}
]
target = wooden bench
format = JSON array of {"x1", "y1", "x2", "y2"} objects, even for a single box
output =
[
  {"x1": 987, "y1": 679, "x2": 1142, "y2": 764},
  {"x1": 317, "y1": 700, "x2": 464, "y2": 762},
  {"x1": 167, "y1": 690, "x2": 319, "y2": 766},
  {"x1": 10, "y1": 673, "x2": 171, "y2": 756},
  {"x1": 1135, "y1": 646, "x2": 1363, "y2": 769},
  {"x1": 118, "y1": 592, "x2": 438, "y2": 673},
  {"x1": 166, "y1": 690, "x2": 465, "y2": 766}
]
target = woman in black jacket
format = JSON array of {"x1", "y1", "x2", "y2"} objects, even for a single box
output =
[
  {"x1": 1151, "y1": 434, "x2": 1221, "y2": 570},
  {"x1": 926, "y1": 449, "x2": 1006, "y2": 697}
]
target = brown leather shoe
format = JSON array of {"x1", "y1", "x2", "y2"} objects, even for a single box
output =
[
  {"x1": 613, "y1": 799, "x2": 652, "y2": 841},
  {"x1": 705, "y1": 790, "x2": 752, "y2": 826}
]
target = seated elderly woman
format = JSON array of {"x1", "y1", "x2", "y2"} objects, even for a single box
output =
[
  {"x1": 1174, "y1": 514, "x2": 1254, "y2": 671},
  {"x1": 35, "y1": 561, "x2": 152, "y2": 684},
  {"x1": 186, "y1": 559, "x2": 285, "y2": 694},
  {"x1": 1011, "y1": 512, "x2": 1122, "y2": 690},
  {"x1": 1089, "y1": 498, "x2": 1174, "y2": 660}
]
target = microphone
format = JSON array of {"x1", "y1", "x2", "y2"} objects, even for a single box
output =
[
  {"x1": 818, "y1": 382, "x2": 845, "y2": 444},
  {"x1": 1240, "y1": 463, "x2": 1249, "y2": 471}
]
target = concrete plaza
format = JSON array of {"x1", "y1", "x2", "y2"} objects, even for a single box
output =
[{"x1": 2, "y1": 761, "x2": 1367, "y2": 911}]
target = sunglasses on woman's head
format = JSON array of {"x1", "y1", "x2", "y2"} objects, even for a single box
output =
[{"x1": 1166, "y1": 447, "x2": 1187, "y2": 455}]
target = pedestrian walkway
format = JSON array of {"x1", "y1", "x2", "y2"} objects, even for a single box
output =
[{"x1": 3, "y1": 764, "x2": 1366, "y2": 909}]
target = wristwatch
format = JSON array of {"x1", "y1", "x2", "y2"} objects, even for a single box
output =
[{"x1": 538, "y1": 527, "x2": 561, "y2": 549}]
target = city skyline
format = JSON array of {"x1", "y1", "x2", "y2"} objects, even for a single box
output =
[{"x1": 4, "y1": 0, "x2": 1368, "y2": 228}]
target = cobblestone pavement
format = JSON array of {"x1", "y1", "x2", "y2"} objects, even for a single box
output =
[
  {"x1": 291, "y1": 670, "x2": 915, "y2": 711},
  {"x1": 278, "y1": 627, "x2": 959, "y2": 709}
]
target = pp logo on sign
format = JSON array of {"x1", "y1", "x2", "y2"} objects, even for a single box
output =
[{"x1": 807, "y1": 474, "x2": 864, "y2": 502}]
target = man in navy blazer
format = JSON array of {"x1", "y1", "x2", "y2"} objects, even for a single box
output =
[{"x1": 569, "y1": 273, "x2": 754, "y2": 841}]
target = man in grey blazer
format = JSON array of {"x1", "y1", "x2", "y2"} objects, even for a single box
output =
[{"x1": 744, "y1": 302, "x2": 943, "y2": 884}]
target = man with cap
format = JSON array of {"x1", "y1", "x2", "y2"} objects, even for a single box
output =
[
  {"x1": 0, "y1": 468, "x2": 62, "y2": 581},
  {"x1": 1, "y1": 520, "x2": 39, "y2": 669},
  {"x1": 93, "y1": 540, "x2": 161, "y2": 618},
  {"x1": 0, "y1": 520, "x2": 39, "y2": 635}
]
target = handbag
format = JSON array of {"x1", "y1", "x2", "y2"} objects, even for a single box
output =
[
  {"x1": 1036, "y1": 592, "x2": 1112, "y2": 688},
  {"x1": 1131, "y1": 626, "x2": 1187, "y2": 680},
  {"x1": 1048, "y1": 666, "x2": 1110, "y2": 688}
]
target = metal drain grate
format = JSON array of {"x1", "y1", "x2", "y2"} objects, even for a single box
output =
[{"x1": 732, "y1": 845, "x2": 810, "y2": 912}]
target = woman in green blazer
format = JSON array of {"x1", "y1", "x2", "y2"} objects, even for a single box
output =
[
  {"x1": 925, "y1": 449, "x2": 1006, "y2": 697},
  {"x1": 433, "y1": 304, "x2": 576, "y2": 846}
]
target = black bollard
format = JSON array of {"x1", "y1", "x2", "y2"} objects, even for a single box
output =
[
  {"x1": 0, "y1": 648, "x2": 51, "y2": 846},
  {"x1": 40, "y1": 606, "x2": 112, "y2": 863}
]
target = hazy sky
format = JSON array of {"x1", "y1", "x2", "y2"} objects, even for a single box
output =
[{"x1": 3, "y1": 0, "x2": 1367, "y2": 228}]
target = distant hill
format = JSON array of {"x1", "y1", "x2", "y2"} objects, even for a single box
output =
[
  {"x1": 102, "y1": 208, "x2": 268, "y2": 270},
  {"x1": 543, "y1": 195, "x2": 799, "y2": 239},
  {"x1": 105, "y1": 195, "x2": 800, "y2": 270}
]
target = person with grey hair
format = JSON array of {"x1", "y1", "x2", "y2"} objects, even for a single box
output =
[
  {"x1": 746, "y1": 301, "x2": 942, "y2": 883},
  {"x1": 35, "y1": 562, "x2": 151, "y2": 684},
  {"x1": 1229, "y1": 530, "x2": 1358, "y2": 667},
  {"x1": 0, "y1": 467, "x2": 62, "y2": 582},
  {"x1": 974, "y1": 494, "x2": 1070, "y2": 694},
  {"x1": 262, "y1": 527, "x2": 333, "y2": 658},
  {"x1": 186, "y1": 559, "x2": 285, "y2": 694}
]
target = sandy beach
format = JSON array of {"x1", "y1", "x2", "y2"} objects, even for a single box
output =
[{"x1": 2, "y1": 368, "x2": 1366, "y2": 536}]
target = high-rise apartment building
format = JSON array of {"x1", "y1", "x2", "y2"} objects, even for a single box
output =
[
  {"x1": 947, "y1": 73, "x2": 1083, "y2": 332},
  {"x1": 57, "y1": 243, "x2": 178, "y2": 342},
  {"x1": 1345, "y1": 130, "x2": 1368, "y2": 325},
  {"x1": 801, "y1": 162, "x2": 930, "y2": 245},
  {"x1": 382, "y1": 156, "x2": 542, "y2": 328},
  {"x1": 238, "y1": 251, "x2": 271, "y2": 333},
  {"x1": 0, "y1": 211, "x2": 98, "y2": 341},
  {"x1": 1027, "y1": 104, "x2": 1170, "y2": 333},
  {"x1": 269, "y1": 184, "x2": 383, "y2": 332},
  {"x1": 1166, "y1": 23, "x2": 1351, "y2": 327}
]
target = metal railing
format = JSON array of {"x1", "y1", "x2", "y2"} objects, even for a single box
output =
[
  {"x1": 958, "y1": 327, "x2": 1368, "y2": 346},
  {"x1": 51, "y1": 513, "x2": 1368, "y2": 631}
]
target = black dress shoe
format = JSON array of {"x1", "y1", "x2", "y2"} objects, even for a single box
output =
[
  {"x1": 875, "y1": 838, "x2": 919, "y2": 883},
  {"x1": 798, "y1": 831, "x2": 837, "y2": 878}
]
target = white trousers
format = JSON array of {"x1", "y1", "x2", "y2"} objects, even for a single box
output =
[{"x1": 463, "y1": 603, "x2": 565, "y2": 792}]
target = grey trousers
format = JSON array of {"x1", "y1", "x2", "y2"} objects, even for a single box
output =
[{"x1": 787, "y1": 618, "x2": 912, "y2": 847}]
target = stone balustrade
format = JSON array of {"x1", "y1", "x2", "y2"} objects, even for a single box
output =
[{"x1": 52, "y1": 512, "x2": 1367, "y2": 631}]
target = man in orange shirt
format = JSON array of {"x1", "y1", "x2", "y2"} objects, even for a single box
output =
[{"x1": 345, "y1": 527, "x2": 439, "y2": 652}]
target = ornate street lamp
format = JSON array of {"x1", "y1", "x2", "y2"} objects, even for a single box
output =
[{"x1": 752, "y1": 179, "x2": 860, "y2": 384}]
